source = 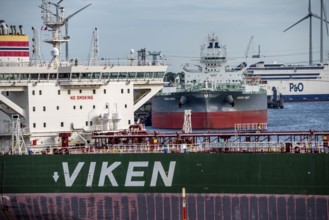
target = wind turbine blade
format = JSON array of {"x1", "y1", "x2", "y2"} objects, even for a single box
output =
[
  {"x1": 64, "y1": 3, "x2": 92, "y2": 23},
  {"x1": 321, "y1": 0, "x2": 329, "y2": 35},
  {"x1": 283, "y1": 15, "x2": 310, "y2": 32},
  {"x1": 312, "y1": 13, "x2": 329, "y2": 25}
]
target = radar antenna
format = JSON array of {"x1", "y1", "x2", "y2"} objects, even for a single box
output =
[{"x1": 148, "y1": 51, "x2": 162, "y2": 65}]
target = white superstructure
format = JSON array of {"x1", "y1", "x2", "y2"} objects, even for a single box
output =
[
  {"x1": 182, "y1": 34, "x2": 257, "y2": 86},
  {"x1": 0, "y1": 0, "x2": 167, "y2": 152},
  {"x1": 244, "y1": 61, "x2": 329, "y2": 102}
]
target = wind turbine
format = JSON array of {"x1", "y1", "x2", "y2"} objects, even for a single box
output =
[
  {"x1": 283, "y1": 0, "x2": 329, "y2": 65},
  {"x1": 319, "y1": 0, "x2": 328, "y2": 63}
]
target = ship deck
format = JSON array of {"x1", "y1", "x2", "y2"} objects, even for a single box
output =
[{"x1": 10, "y1": 128, "x2": 329, "y2": 155}]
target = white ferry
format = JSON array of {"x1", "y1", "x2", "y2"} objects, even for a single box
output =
[
  {"x1": 0, "y1": 0, "x2": 167, "y2": 153},
  {"x1": 244, "y1": 61, "x2": 329, "y2": 102}
]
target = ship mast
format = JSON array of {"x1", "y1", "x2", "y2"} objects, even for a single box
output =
[
  {"x1": 88, "y1": 27, "x2": 99, "y2": 66},
  {"x1": 30, "y1": 26, "x2": 42, "y2": 66},
  {"x1": 40, "y1": 0, "x2": 91, "y2": 66}
]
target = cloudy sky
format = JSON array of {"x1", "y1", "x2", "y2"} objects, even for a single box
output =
[{"x1": 1, "y1": 0, "x2": 329, "y2": 71}]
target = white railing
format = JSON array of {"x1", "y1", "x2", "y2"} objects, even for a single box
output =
[{"x1": 235, "y1": 123, "x2": 268, "y2": 132}]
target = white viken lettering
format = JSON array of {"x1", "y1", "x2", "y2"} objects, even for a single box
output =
[
  {"x1": 125, "y1": 162, "x2": 149, "y2": 187},
  {"x1": 150, "y1": 161, "x2": 176, "y2": 187},
  {"x1": 98, "y1": 162, "x2": 121, "y2": 187},
  {"x1": 86, "y1": 162, "x2": 96, "y2": 187},
  {"x1": 63, "y1": 162, "x2": 84, "y2": 187}
]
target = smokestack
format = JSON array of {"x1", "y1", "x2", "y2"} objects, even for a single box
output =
[
  {"x1": 19, "y1": 25, "x2": 23, "y2": 35},
  {"x1": 1, "y1": 21, "x2": 8, "y2": 35},
  {"x1": 13, "y1": 25, "x2": 17, "y2": 34}
]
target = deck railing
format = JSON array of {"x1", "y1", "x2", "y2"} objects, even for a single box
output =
[{"x1": 2, "y1": 141, "x2": 327, "y2": 155}]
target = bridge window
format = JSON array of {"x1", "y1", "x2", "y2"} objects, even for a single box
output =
[
  {"x1": 61, "y1": 122, "x2": 64, "y2": 127},
  {"x1": 32, "y1": 90, "x2": 35, "y2": 95},
  {"x1": 71, "y1": 72, "x2": 80, "y2": 79},
  {"x1": 154, "y1": 72, "x2": 164, "y2": 78},
  {"x1": 43, "y1": 123, "x2": 46, "y2": 128},
  {"x1": 68, "y1": 90, "x2": 71, "y2": 95},
  {"x1": 125, "y1": 104, "x2": 127, "y2": 108},
  {"x1": 93, "y1": 105, "x2": 96, "y2": 109},
  {"x1": 118, "y1": 72, "x2": 127, "y2": 79},
  {"x1": 128, "y1": 72, "x2": 136, "y2": 78},
  {"x1": 33, "y1": 106, "x2": 35, "y2": 112},
  {"x1": 110, "y1": 72, "x2": 118, "y2": 79},
  {"x1": 58, "y1": 90, "x2": 60, "y2": 95},
  {"x1": 59, "y1": 73, "x2": 70, "y2": 79},
  {"x1": 127, "y1": 89, "x2": 130, "y2": 93},
  {"x1": 93, "y1": 89, "x2": 96, "y2": 94},
  {"x1": 49, "y1": 73, "x2": 57, "y2": 79},
  {"x1": 104, "y1": 89, "x2": 106, "y2": 94},
  {"x1": 145, "y1": 72, "x2": 151, "y2": 78},
  {"x1": 121, "y1": 89, "x2": 124, "y2": 94},
  {"x1": 80, "y1": 90, "x2": 82, "y2": 94},
  {"x1": 57, "y1": 106, "x2": 59, "y2": 110},
  {"x1": 102, "y1": 72, "x2": 110, "y2": 79},
  {"x1": 39, "y1": 90, "x2": 42, "y2": 95},
  {"x1": 43, "y1": 106, "x2": 46, "y2": 111},
  {"x1": 40, "y1": 73, "x2": 48, "y2": 80},
  {"x1": 33, "y1": 123, "x2": 36, "y2": 128},
  {"x1": 92, "y1": 72, "x2": 100, "y2": 79},
  {"x1": 30, "y1": 73, "x2": 39, "y2": 80},
  {"x1": 20, "y1": 73, "x2": 29, "y2": 80},
  {"x1": 81, "y1": 72, "x2": 91, "y2": 79},
  {"x1": 73, "y1": 106, "x2": 76, "y2": 110},
  {"x1": 137, "y1": 72, "x2": 144, "y2": 78}
]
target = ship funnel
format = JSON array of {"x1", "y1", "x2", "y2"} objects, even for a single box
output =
[
  {"x1": 13, "y1": 25, "x2": 17, "y2": 34},
  {"x1": 19, "y1": 25, "x2": 23, "y2": 35},
  {"x1": 0, "y1": 20, "x2": 4, "y2": 35}
]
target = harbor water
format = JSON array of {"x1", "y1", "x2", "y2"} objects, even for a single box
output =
[{"x1": 267, "y1": 101, "x2": 329, "y2": 131}]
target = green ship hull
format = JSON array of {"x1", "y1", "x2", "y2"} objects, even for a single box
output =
[{"x1": 1, "y1": 153, "x2": 328, "y2": 219}]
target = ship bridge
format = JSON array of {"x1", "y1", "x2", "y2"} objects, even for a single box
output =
[{"x1": 0, "y1": 63, "x2": 167, "y2": 118}]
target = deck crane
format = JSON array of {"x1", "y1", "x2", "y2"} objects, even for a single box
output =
[{"x1": 245, "y1": 36, "x2": 254, "y2": 58}]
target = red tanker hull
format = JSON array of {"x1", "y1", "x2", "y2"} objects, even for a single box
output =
[{"x1": 152, "y1": 110, "x2": 268, "y2": 129}]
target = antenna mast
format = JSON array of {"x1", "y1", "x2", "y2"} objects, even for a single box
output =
[
  {"x1": 30, "y1": 27, "x2": 42, "y2": 66},
  {"x1": 88, "y1": 27, "x2": 99, "y2": 66},
  {"x1": 39, "y1": 0, "x2": 92, "y2": 65}
]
